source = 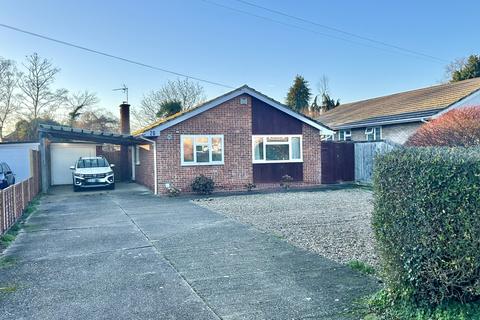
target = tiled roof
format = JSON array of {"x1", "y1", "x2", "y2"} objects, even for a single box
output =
[
  {"x1": 317, "y1": 78, "x2": 480, "y2": 128},
  {"x1": 133, "y1": 85, "x2": 333, "y2": 136},
  {"x1": 39, "y1": 124, "x2": 147, "y2": 145}
]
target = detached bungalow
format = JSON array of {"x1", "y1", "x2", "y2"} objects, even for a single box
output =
[
  {"x1": 134, "y1": 85, "x2": 333, "y2": 194},
  {"x1": 317, "y1": 78, "x2": 480, "y2": 144}
]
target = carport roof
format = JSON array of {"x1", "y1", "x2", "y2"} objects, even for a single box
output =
[{"x1": 38, "y1": 124, "x2": 149, "y2": 145}]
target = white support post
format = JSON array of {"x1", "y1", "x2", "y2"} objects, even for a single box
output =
[
  {"x1": 131, "y1": 145, "x2": 136, "y2": 181},
  {"x1": 40, "y1": 133, "x2": 49, "y2": 193},
  {"x1": 153, "y1": 140, "x2": 158, "y2": 195}
]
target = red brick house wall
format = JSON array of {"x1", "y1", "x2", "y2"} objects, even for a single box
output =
[
  {"x1": 154, "y1": 94, "x2": 253, "y2": 193},
  {"x1": 135, "y1": 145, "x2": 155, "y2": 191},
  {"x1": 135, "y1": 93, "x2": 324, "y2": 194},
  {"x1": 303, "y1": 123, "x2": 322, "y2": 184}
]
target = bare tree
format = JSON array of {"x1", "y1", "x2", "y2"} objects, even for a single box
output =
[
  {"x1": 0, "y1": 58, "x2": 20, "y2": 141},
  {"x1": 75, "y1": 109, "x2": 119, "y2": 132},
  {"x1": 444, "y1": 57, "x2": 467, "y2": 82},
  {"x1": 66, "y1": 90, "x2": 100, "y2": 126},
  {"x1": 311, "y1": 75, "x2": 340, "y2": 115},
  {"x1": 317, "y1": 75, "x2": 330, "y2": 97},
  {"x1": 133, "y1": 78, "x2": 206, "y2": 127},
  {"x1": 18, "y1": 53, "x2": 67, "y2": 120}
]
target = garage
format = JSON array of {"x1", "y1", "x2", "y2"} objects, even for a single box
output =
[
  {"x1": 50, "y1": 143, "x2": 97, "y2": 185},
  {"x1": 0, "y1": 142, "x2": 39, "y2": 181},
  {"x1": 38, "y1": 124, "x2": 150, "y2": 192}
]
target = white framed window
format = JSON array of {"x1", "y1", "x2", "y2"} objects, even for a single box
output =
[
  {"x1": 181, "y1": 135, "x2": 224, "y2": 166},
  {"x1": 252, "y1": 135, "x2": 302, "y2": 163},
  {"x1": 135, "y1": 145, "x2": 140, "y2": 165},
  {"x1": 338, "y1": 129, "x2": 352, "y2": 141},
  {"x1": 365, "y1": 127, "x2": 382, "y2": 141}
]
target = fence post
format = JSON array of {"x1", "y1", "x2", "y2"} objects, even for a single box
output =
[
  {"x1": 0, "y1": 190, "x2": 4, "y2": 234},
  {"x1": 22, "y1": 182, "x2": 25, "y2": 213},
  {"x1": 27, "y1": 179, "x2": 30, "y2": 202}
]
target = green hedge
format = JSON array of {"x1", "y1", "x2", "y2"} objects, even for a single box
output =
[{"x1": 372, "y1": 147, "x2": 480, "y2": 305}]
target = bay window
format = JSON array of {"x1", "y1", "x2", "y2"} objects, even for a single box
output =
[
  {"x1": 181, "y1": 135, "x2": 224, "y2": 165},
  {"x1": 252, "y1": 135, "x2": 302, "y2": 163}
]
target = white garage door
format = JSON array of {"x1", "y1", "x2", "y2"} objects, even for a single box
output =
[{"x1": 50, "y1": 143, "x2": 97, "y2": 185}]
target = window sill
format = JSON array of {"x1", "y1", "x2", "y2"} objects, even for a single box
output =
[
  {"x1": 253, "y1": 160, "x2": 303, "y2": 164},
  {"x1": 181, "y1": 162, "x2": 225, "y2": 167}
]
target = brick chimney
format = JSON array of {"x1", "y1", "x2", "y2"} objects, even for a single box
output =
[
  {"x1": 119, "y1": 103, "x2": 131, "y2": 135},
  {"x1": 119, "y1": 103, "x2": 131, "y2": 181}
]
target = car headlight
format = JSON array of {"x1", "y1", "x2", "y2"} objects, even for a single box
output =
[{"x1": 74, "y1": 173, "x2": 84, "y2": 178}]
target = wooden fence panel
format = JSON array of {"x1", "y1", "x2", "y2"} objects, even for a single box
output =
[
  {"x1": 0, "y1": 150, "x2": 41, "y2": 235},
  {"x1": 321, "y1": 142, "x2": 355, "y2": 184},
  {"x1": 354, "y1": 141, "x2": 397, "y2": 183},
  {"x1": 0, "y1": 190, "x2": 3, "y2": 234}
]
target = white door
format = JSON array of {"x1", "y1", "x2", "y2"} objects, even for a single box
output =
[{"x1": 50, "y1": 143, "x2": 97, "y2": 185}]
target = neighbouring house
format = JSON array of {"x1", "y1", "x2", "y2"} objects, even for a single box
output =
[
  {"x1": 317, "y1": 77, "x2": 480, "y2": 144},
  {"x1": 134, "y1": 85, "x2": 333, "y2": 193}
]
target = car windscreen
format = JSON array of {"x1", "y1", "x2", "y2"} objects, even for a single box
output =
[{"x1": 77, "y1": 158, "x2": 109, "y2": 168}]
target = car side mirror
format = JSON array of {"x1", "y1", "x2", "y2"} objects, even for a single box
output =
[
  {"x1": 70, "y1": 166, "x2": 75, "y2": 170},
  {"x1": 110, "y1": 164, "x2": 115, "y2": 168}
]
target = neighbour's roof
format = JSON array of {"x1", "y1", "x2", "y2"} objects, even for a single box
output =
[
  {"x1": 0, "y1": 141, "x2": 39, "y2": 145},
  {"x1": 38, "y1": 124, "x2": 149, "y2": 145},
  {"x1": 317, "y1": 77, "x2": 480, "y2": 129},
  {"x1": 133, "y1": 85, "x2": 334, "y2": 136}
]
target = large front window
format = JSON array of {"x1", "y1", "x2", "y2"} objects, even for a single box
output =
[
  {"x1": 181, "y1": 135, "x2": 224, "y2": 165},
  {"x1": 252, "y1": 135, "x2": 302, "y2": 163}
]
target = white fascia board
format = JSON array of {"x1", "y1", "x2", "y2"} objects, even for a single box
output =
[
  {"x1": 336, "y1": 117, "x2": 432, "y2": 130},
  {"x1": 433, "y1": 89, "x2": 480, "y2": 118},
  {"x1": 143, "y1": 87, "x2": 334, "y2": 137}
]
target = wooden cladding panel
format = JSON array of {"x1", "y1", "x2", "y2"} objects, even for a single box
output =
[
  {"x1": 251, "y1": 97, "x2": 302, "y2": 135},
  {"x1": 253, "y1": 162, "x2": 303, "y2": 183}
]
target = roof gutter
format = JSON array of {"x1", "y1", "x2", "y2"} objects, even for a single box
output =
[
  {"x1": 138, "y1": 135, "x2": 158, "y2": 195},
  {"x1": 334, "y1": 116, "x2": 435, "y2": 130}
]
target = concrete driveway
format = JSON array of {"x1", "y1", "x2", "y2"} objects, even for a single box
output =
[{"x1": 0, "y1": 183, "x2": 378, "y2": 320}]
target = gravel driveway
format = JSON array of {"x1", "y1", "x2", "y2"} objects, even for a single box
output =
[{"x1": 193, "y1": 187, "x2": 377, "y2": 266}]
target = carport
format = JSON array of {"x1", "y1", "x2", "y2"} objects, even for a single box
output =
[{"x1": 38, "y1": 124, "x2": 153, "y2": 193}]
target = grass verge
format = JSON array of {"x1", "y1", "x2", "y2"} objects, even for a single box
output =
[
  {"x1": 347, "y1": 260, "x2": 376, "y2": 276},
  {"x1": 359, "y1": 289, "x2": 480, "y2": 320},
  {"x1": 0, "y1": 256, "x2": 16, "y2": 269}
]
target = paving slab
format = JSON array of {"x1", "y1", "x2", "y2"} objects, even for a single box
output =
[{"x1": 0, "y1": 183, "x2": 378, "y2": 320}]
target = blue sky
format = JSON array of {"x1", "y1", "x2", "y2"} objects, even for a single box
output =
[{"x1": 1, "y1": 0, "x2": 479, "y2": 116}]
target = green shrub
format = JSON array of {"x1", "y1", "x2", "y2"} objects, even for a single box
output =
[
  {"x1": 372, "y1": 147, "x2": 480, "y2": 305},
  {"x1": 166, "y1": 185, "x2": 181, "y2": 197},
  {"x1": 280, "y1": 174, "x2": 294, "y2": 189},
  {"x1": 244, "y1": 183, "x2": 256, "y2": 192},
  {"x1": 191, "y1": 175, "x2": 215, "y2": 195}
]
